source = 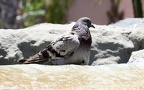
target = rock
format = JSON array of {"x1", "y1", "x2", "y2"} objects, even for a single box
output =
[
  {"x1": 129, "y1": 28, "x2": 144, "y2": 50},
  {"x1": 0, "y1": 64, "x2": 144, "y2": 90},
  {"x1": 0, "y1": 23, "x2": 73, "y2": 65},
  {"x1": 92, "y1": 56, "x2": 120, "y2": 65},
  {"x1": 90, "y1": 26, "x2": 134, "y2": 65},
  {"x1": 0, "y1": 22, "x2": 135, "y2": 65},
  {"x1": 128, "y1": 49, "x2": 144, "y2": 66},
  {"x1": 111, "y1": 18, "x2": 144, "y2": 28}
]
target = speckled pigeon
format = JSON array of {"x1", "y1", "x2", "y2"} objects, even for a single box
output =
[{"x1": 18, "y1": 17, "x2": 95, "y2": 65}]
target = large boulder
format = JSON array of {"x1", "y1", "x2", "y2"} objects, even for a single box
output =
[
  {"x1": 0, "y1": 23, "x2": 135, "y2": 65},
  {"x1": 0, "y1": 64, "x2": 144, "y2": 90},
  {"x1": 0, "y1": 23, "x2": 72, "y2": 64}
]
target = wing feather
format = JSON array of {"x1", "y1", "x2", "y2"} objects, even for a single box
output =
[{"x1": 51, "y1": 34, "x2": 80, "y2": 58}]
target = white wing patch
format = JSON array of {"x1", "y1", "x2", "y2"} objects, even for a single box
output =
[{"x1": 51, "y1": 34, "x2": 80, "y2": 58}]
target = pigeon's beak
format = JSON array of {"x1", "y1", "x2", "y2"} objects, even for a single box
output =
[{"x1": 91, "y1": 24, "x2": 95, "y2": 28}]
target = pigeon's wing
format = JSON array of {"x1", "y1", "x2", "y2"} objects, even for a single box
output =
[
  {"x1": 50, "y1": 34, "x2": 80, "y2": 59},
  {"x1": 18, "y1": 34, "x2": 80, "y2": 64}
]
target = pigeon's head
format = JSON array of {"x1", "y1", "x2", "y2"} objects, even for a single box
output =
[{"x1": 77, "y1": 17, "x2": 95, "y2": 28}]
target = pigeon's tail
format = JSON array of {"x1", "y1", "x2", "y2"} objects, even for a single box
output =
[
  {"x1": 18, "y1": 48, "x2": 50, "y2": 64},
  {"x1": 18, "y1": 55, "x2": 48, "y2": 64}
]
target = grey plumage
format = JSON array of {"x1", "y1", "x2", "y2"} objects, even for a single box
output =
[{"x1": 18, "y1": 17, "x2": 95, "y2": 65}]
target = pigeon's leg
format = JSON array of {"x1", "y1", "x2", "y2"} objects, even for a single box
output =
[{"x1": 80, "y1": 59, "x2": 89, "y2": 65}]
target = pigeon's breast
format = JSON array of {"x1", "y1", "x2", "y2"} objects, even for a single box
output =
[
  {"x1": 64, "y1": 43, "x2": 91, "y2": 65},
  {"x1": 64, "y1": 37, "x2": 92, "y2": 64}
]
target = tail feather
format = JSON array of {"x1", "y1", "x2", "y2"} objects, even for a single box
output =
[
  {"x1": 18, "y1": 57, "x2": 48, "y2": 64},
  {"x1": 18, "y1": 51, "x2": 49, "y2": 64}
]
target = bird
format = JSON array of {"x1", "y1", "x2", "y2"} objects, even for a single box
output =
[{"x1": 18, "y1": 17, "x2": 95, "y2": 65}]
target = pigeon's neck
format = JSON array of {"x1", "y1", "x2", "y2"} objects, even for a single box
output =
[
  {"x1": 79, "y1": 34, "x2": 92, "y2": 46},
  {"x1": 71, "y1": 22, "x2": 92, "y2": 45}
]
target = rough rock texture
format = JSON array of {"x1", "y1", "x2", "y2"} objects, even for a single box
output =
[
  {"x1": 129, "y1": 28, "x2": 144, "y2": 50},
  {"x1": 111, "y1": 18, "x2": 144, "y2": 28},
  {"x1": 0, "y1": 22, "x2": 136, "y2": 65},
  {"x1": 128, "y1": 49, "x2": 144, "y2": 65},
  {"x1": 0, "y1": 64, "x2": 144, "y2": 90},
  {"x1": 0, "y1": 23, "x2": 72, "y2": 65},
  {"x1": 90, "y1": 26, "x2": 134, "y2": 65}
]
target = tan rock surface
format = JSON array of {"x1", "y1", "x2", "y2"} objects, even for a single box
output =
[{"x1": 0, "y1": 64, "x2": 144, "y2": 90}]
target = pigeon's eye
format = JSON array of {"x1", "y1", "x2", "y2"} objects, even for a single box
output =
[
  {"x1": 84, "y1": 20, "x2": 89, "y2": 22},
  {"x1": 71, "y1": 32, "x2": 75, "y2": 35},
  {"x1": 84, "y1": 20, "x2": 91, "y2": 25}
]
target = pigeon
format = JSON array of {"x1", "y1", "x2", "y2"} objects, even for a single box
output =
[{"x1": 18, "y1": 17, "x2": 95, "y2": 65}]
